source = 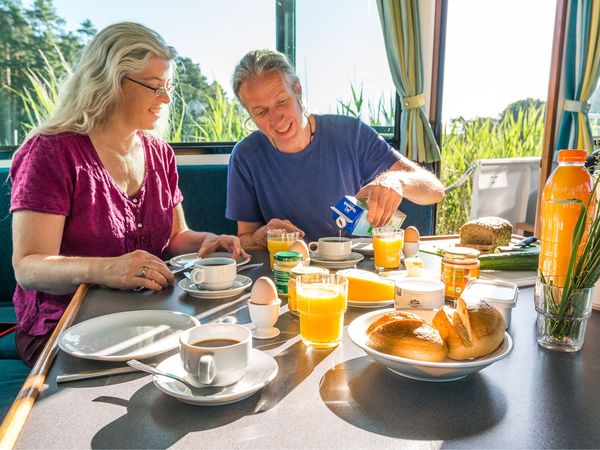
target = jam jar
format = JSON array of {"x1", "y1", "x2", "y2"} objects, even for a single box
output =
[
  {"x1": 273, "y1": 251, "x2": 302, "y2": 296},
  {"x1": 441, "y1": 246, "x2": 481, "y2": 302}
]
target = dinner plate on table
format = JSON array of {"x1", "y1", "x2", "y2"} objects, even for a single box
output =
[
  {"x1": 351, "y1": 238, "x2": 374, "y2": 256},
  {"x1": 310, "y1": 252, "x2": 364, "y2": 270},
  {"x1": 152, "y1": 349, "x2": 278, "y2": 406},
  {"x1": 58, "y1": 310, "x2": 199, "y2": 361},
  {"x1": 169, "y1": 252, "x2": 251, "y2": 268},
  {"x1": 348, "y1": 308, "x2": 513, "y2": 382},
  {"x1": 178, "y1": 275, "x2": 252, "y2": 299}
]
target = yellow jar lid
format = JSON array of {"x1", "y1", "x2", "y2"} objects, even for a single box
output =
[
  {"x1": 290, "y1": 265, "x2": 329, "y2": 276},
  {"x1": 443, "y1": 246, "x2": 481, "y2": 259}
]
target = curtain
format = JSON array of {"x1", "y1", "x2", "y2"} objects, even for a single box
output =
[
  {"x1": 555, "y1": 0, "x2": 600, "y2": 157},
  {"x1": 376, "y1": 0, "x2": 441, "y2": 163}
]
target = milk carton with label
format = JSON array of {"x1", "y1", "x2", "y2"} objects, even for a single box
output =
[{"x1": 330, "y1": 196, "x2": 406, "y2": 236}]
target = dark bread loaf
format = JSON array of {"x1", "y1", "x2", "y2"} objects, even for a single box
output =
[{"x1": 459, "y1": 216, "x2": 512, "y2": 249}]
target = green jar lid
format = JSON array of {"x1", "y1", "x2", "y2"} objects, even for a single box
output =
[{"x1": 274, "y1": 251, "x2": 302, "y2": 261}]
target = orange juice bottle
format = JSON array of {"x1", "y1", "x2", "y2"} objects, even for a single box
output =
[{"x1": 538, "y1": 149, "x2": 594, "y2": 286}]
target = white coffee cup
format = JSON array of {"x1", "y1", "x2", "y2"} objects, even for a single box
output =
[
  {"x1": 308, "y1": 237, "x2": 352, "y2": 261},
  {"x1": 179, "y1": 323, "x2": 251, "y2": 386},
  {"x1": 190, "y1": 257, "x2": 236, "y2": 290}
]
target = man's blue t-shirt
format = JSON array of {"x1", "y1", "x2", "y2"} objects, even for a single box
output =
[{"x1": 226, "y1": 114, "x2": 400, "y2": 242}]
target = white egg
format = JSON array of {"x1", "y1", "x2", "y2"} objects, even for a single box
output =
[
  {"x1": 288, "y1": 239, "x2": 310, "y2": 260},
  {"x1": 250, "y1": 277, "x2": 278, "y2": 305}
]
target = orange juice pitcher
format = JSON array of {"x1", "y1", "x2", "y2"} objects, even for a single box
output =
[{"x1": 538, "y1": 150, "x2": 594, "y2": 286}]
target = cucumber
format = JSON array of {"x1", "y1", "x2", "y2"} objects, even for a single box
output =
[{"x1": 479, "y1": 251, "x2": 539, "y2": 271}]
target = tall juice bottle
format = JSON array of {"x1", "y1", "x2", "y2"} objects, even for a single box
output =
[{"x1": 538, "y1": 149, "x2": 594, "y2": 286}]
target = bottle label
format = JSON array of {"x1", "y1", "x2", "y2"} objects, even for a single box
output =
[
  {"x1": 273, "y1": 270, "x2": 290, "y2": 295},
  {"x1": 442, "y1": 265, "x2": 479, "y2": 299}
]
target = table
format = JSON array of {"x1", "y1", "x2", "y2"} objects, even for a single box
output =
[{"x1": 8, "y1": 250, "x2": 600, "y2": 448}]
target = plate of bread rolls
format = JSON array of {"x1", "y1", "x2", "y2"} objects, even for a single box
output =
[{"x1": 348, "y1": 299, "x2": 513, "y2": 382}]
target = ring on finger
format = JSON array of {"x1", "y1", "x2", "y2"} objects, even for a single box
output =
[{"x1": 138, "y1": 266, "x2": 149, "y2": 278}]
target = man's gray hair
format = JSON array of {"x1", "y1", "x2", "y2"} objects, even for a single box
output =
[{"x1": 232, "y1": 49, "x2": 301, "y2": 107}]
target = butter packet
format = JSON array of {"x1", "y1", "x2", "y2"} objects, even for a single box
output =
[{"x1": 330, "y1": 195, "x2": 406, "y2": 236}]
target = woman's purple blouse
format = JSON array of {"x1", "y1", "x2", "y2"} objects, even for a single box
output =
[{"x1": 10, "y1": 132, "x2": 183, "y2": 335}]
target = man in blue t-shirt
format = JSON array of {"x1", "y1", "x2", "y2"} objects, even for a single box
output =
[{"x1": 226, "y1": 49, "x2": 444, "y2": 246}]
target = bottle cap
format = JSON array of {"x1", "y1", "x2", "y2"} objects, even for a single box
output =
[
  {"x1": 274, "y1": 251, "x2": 302, "y2": 262},
  {"x1": 558, "y1": 149, "x2": 587, "y2": 162}
]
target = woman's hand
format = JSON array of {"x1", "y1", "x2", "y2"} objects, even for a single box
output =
[
  {"x1": 99, "y1": 250, "x2": 174, "y2": 291},
  {"x1": 197, "y1": 234, "x2": 250, "y2": 260}
]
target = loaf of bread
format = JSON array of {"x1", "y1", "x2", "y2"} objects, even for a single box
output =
[
  {"x1": 367, "y1": 311, "x2": 448, "y2": 362},
  {"x1": 459, "y1": 216, "x2": 512, "y2": 249},
  {"x1": 432, "y1": 298, "x2": 505, "y2": 360}
]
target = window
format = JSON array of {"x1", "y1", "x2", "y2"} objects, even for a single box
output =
[
  {"x1": 590, "y1": 81, "x2": 600, "y2": 140},
  {"x1": 1, "y1": 0, "x2": 275, "y2": 146},
  {"x1": 437, "y1": 0, "x2": 555, "y2": 234},
  {"x1": 1, "y1": 0, "x2": 396, "y2": 147},
  {"x1": 296, "y1": 0, "x2": 396, "y2": 138}
]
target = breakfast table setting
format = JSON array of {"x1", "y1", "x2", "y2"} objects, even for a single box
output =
[{"x1": 4, "y1": 238, "x2": 600, "y2": 449}]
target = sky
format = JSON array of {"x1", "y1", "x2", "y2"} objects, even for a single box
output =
[{"x1": 29, "y1": 0, "x2": 556, "y2": 122}]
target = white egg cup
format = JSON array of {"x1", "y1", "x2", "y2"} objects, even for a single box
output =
[
  {"x1": 248, "y1": 298, "x2": 281, "y2": 339},
  {"x1": 403, "y1": 241, "x2": 420, "y2": 258}
]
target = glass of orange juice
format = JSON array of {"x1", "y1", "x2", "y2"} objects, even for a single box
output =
[
  {"x1": 267, "y1": 229, "x2": 300, "y2": 269},
  {"x1": 296, "y1": 273, "x2": 348, "y2": 348},
  {"x1": 372, "y1": 227, "x2": 404, "y2": 271}
]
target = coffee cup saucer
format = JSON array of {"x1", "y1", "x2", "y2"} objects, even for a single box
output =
[
  {"x1": 179, "y1": 275, "x2": 252, "y2": 299},
  {"x1": 309, "y1": 251, "x2": 364, "y2": 270},
  {"x1": 152, "y1": 349, "x2": 278, "y2": 406},
  {"x1": 252, "y1": 327, "x2": 280, "y2": 339}
]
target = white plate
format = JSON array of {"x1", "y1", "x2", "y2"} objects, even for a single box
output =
[
  {"x1": 58, "y1": 310, "x2": 200, "y2": 362},
  {"x1": 169, "y1": 252, "x2": 251, "y2": 268},
  {"x1": 351, "y1": 238, "x2": 374, "y2": 256},
  {"x1": 310, "y1": 251, "x2": 364, "y2": 270},
  {"x1": 348, "y1": 308, "x2": 513, "y2": 382},
  {"x1": 348, "y1": 299, "x2": 394, "y2": 308},
  {"x1": 179, "y1": 275, "x2": 252, "y2": 299},
  {"x1": 152, "y1": 349, "x2": 278, "y2": 406}
]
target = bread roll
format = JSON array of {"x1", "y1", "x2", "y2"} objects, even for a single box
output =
[
  {"x1": 432, "y1": 298, "x2": 505, "y2": 360},
  {"x1": 366, "y1": 311, "x2": 425, "y2": 335},
  {"x1": 367, "y1": 312, "x2": 447, "y2": 362}
]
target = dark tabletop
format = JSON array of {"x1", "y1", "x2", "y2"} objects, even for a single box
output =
[{"x1": 14, "y1": 250, "x2": 600, "y2": 449}]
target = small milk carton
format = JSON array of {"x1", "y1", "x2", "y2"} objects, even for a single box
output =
[{"x1": 330, "y1": 196, "x2": 406, "y2": 236}]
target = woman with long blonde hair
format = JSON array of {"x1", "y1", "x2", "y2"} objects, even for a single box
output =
[{"x1": 10, "y1": 22, "x2": 246, "y2": 366}]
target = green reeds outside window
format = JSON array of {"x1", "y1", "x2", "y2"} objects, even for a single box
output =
[{"x1": 437, "y1": 106, "x2": 545, "y2": 235}]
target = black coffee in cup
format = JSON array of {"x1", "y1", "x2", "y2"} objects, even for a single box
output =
[{"x1": 191, "y1": 338, "x2": 240, "y2": 348}]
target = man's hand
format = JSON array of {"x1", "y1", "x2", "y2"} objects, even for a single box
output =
[
  {"x1": 252, "y1": 219, "x2": 305, "y2": 247},
  {"x1": 355, "y1": 172, "x2": 403, "y2": 227}
]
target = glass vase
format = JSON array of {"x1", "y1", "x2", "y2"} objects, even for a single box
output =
[{"x1": 535, "y1": 280, "x2": 594, "y2": 352}]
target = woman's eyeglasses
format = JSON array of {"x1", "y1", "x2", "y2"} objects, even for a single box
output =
[{"x1": 124, "y1": 77, "x2": 175, "y2": 97}]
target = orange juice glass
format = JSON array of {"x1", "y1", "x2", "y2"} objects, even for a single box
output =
[
  {"x1": 296, "y1": 274, "x2": 348, "y2": 348},
  {"x1": 267, "y1": 229, "x2": 300, "y2": 269},
  {"x1": 373, "y1": 227, "x2": 404, "y2": 271}
]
